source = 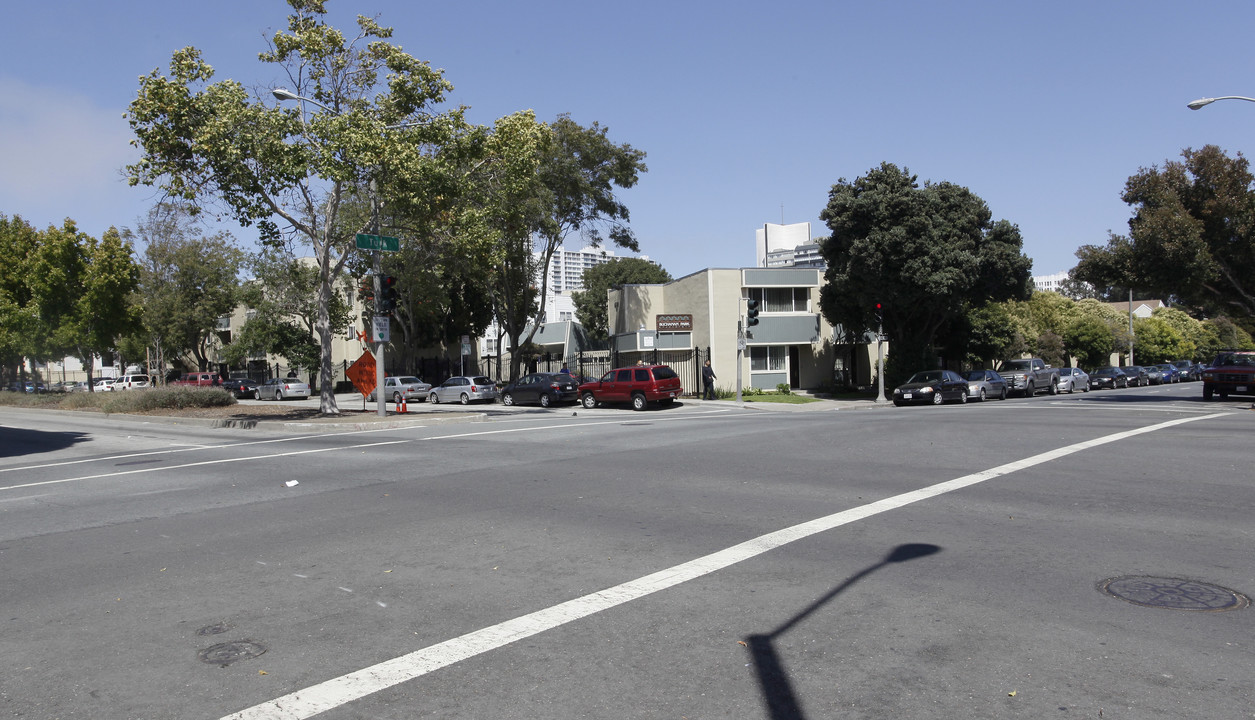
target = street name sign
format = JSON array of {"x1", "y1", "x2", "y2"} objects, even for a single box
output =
[{"x1": 355, "y1": 234, "x2": 400, "y2": 251}]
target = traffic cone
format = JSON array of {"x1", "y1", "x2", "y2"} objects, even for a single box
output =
[{"x1": 399, "y1": 396, "x2": 408, "y2": 413}]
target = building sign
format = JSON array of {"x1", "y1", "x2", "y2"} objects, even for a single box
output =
[{"x1": 656, "y1": 313, "x2": 693, "y2": 331}]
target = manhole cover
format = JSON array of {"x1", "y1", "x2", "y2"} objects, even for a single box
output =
[
  {"x1": 196, "y1": 622, "x2": 233, "y2": 637},
  {"x1": 1100, "y1": 576, "x2": 1249, "y2": 612},
  {"x1": 198, "y1": 640, "x2": 267, "y2": 666}
]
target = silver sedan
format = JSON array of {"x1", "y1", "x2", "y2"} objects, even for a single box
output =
[
  {"x1": 1057, "y1": 367, "x2": 1090, "y2": 393},
  {"x1": 258, "y1": 377, "x2": 311, "y2": 400},
  {"x1": 428, "y1": 376, "x2": 498, "y2": 405}
]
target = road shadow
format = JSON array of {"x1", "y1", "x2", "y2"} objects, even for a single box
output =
[
  {"x1": 0, "y1": 425, "x2": 91, "y2": 458},
  {"x1": 744, "y1": 543, "x2": 942, "y2": 720}
]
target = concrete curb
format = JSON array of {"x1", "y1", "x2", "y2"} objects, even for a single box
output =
[{"x1": 0, "y1": 406, "x2": 488, "y2": 433}]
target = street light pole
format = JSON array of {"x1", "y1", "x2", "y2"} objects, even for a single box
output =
[{"x1": 1187, "y1": 95, "x2": 1255, "y2": 110}]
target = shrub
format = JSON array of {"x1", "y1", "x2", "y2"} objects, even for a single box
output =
[{"x1": 775, "y1": 383, "x2": 792, "y2": 395}]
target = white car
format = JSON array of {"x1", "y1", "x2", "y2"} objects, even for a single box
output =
[
  {"x1": 115, "y1": 374, "x2": 151, "y2": 390},
  {"x1": 93, "y1": 378, "x2": 116, "y2": 392}
]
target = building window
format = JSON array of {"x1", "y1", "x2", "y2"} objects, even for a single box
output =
[
  {"x1": 750, "y1": 346, "x2": 786, "y2": 372},
  {"x1": 747, "y1": 287, "x2": 810, "y2": 313}
]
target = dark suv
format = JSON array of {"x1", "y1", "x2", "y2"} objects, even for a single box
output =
[
  {"x1": 578, "y1": 365, "x2": 684, "y2": 410},
  {"x1": 1202, "y1": 350, "x2": 1255, "y2": 401}
]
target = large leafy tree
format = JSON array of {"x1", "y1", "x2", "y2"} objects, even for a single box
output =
[
  {"x1": 126, "y1": 0, "x2": 465, "y2": 413},
  {"x1": 28, "y1": 223, "x2": 141, "y2": 389},
  {"x1": 572, "y1": 257, "x2": 672, "y2": 342},
  {"x1": 1073, "y1": 145, "x2": 1255, "y2": 324},
  {"x1": 223, "y1": 248, "x2": 353, "y2": 385},
  {"x1": 818, "y1": 162, "x2": 1032, "y2": 388},
  {"x1": 0, "y1": 214, "x2": 40, "y2": 379},
  {"x1": 131, "y1": 203, "x2": 245, "y2": 373}
]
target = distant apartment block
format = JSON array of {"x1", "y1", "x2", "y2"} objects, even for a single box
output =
[
  {"x1": 1033, "y1": 271, "x2": 1068, "y2": 293},
  {"x1": 755, "y1": 222, "x2": 817, "y2": 268}
]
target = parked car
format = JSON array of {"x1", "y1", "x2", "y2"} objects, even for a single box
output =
[
  {"x1": 960, "y1": 369, "x2": 1007, "y2": 401},
  {"x1": 429, "y1": 376, "x2": 498, "y2": 405},
  {"x1": 1090, "y1": 366, "x2": 1128, "y2": 389},
  {"x1": 115, "y1": 374, "x2": 151, "y2": 390},
  {"x1": 367, "y1": 376, "x2": 432, "y2": 404},
  {"x1": 892, "y1": 370, "x2": 969, "y2": 406},
  {"x1": 997, "y1": 358, "x2": 1060, "y2": 396},
  {"x1": 1202, "y1": 349, "x2": 1255, "y2": 401},
  {"x1": 1172, "y1": 359, "x2": 1202, "y2": 381},
  {"x1": 1121, "y1": 366, "x2": 1150, "y2": 387},
  {"x1": 23, "y1": 381, "x2": 47, "y2": 393},
  {"x1": 171, "y1": 372, "x2": 220, "y2": 387},
  {"x1": 500, "y1": 372, "x2": 580, "y2": 407},
  {"x1": 578, "y1": 365, "x2": 683, "y2": 411},
  {"x1": 93, "y1": 378, "x2": 117, "y2": 392},
  {"x1": 1057, "y1": 367, "x2": 1090, "y2": 393},
  {"x1": 220, "y1": 378, "x2": 259, "y2": 399},
  {"x1": 1155, "y1": 364, "x2": 1180, "y2": 383},
  {"x1": 1145, "y1": 365, "x2": 1164, "y2": 385},
  {"x1": 257, "y1": 377, "x2": 311, "y2": 401}
]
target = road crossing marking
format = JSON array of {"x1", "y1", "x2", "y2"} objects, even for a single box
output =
[{"x1": 221, "y1": 411, "x2": 1229, "y2": 720}]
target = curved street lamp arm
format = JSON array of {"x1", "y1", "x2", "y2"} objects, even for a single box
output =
[{"x1": 1187, "y1": 95, "x2": 1255, "y2": 110}]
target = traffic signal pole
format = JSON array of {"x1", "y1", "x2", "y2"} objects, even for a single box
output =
[{"x1": 371, "y1": 178, "x2": 386, "y2": 418}]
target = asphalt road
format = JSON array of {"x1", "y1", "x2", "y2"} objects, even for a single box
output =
[{"x1": 2, "y1": 382, "x2": 1252, "y2": 719}]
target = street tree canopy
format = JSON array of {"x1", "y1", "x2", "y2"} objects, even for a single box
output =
[
  {"x1": 1073, "y1": 145, "x2": 1255, "y2": 323},
  {"x1": 818, "y1": 162, "x2": 1032, "y2": 386},
  {"x1": 572, "y1": 257, "x2": 672, "y2": 342},
  {"x1": 126, "y1": 0, "x2": 466, "y2": 413}
]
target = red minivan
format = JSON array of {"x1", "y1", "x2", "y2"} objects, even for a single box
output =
[{"x1": 578, "y1": 364, "x2": 683, "y2": 411}]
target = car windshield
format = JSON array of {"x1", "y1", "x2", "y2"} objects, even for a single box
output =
[
  {"x1": 1001, "y1": 360, "x2": 1031, "y2": 371},
  {"x1": 396, "y1": 377, "x2": 422, "y2": 384},
  {"x1": 908, "y1": 371, "x2": 942, "y2": 383},
  {"x1": 472, "y1": 377, "x2": 493, "y2": 385},
  {"x1": 652, "y1": 366, "x2": 678, "y2": 380},
  {"x1": 962, "y1": 371, "x2": 985, "y2": 381}
]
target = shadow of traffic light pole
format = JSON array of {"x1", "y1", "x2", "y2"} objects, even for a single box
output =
[{"x1": 744, "y1": 543, "x2": 942, "y2": 720}]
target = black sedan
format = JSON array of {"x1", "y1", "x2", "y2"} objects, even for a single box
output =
[
  {"x1": 893, "y1": 370, "x2": 969, "y2": 406},
  {"x1": 220, "y1": 378, "x2": 259, "y2": 399},
  {"x1": 499, "y1": 372, "x2": 580, "y2": 408},
  {"x1": 1090, "y1": 366, "x2": 1128, "y2": 389}
]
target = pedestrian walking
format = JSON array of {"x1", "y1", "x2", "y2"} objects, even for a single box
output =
[{"x1": 702, "y1": 359, "x2": 717, "y2": 400}]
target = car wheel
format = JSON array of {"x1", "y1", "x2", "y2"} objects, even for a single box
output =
[
  {"x1": 932, "y1": 392, "x2": 943, "y2": 405},
  {"x1": 429, "y1": 392, "x2": 439, "y2": 404},
  {"x1": 1048, "y1": 381, "x2": 1058, "y2": 395},
  {"x1": 1025, "y1": 381, "x2": 1034, "y2": 397},
  {"x1": 581, "y1": 393, "x2": 597, "y2": 409},
  {"x1": 1203, "y1": 386, "x2": 1214, "y2": 401},
  {"x1": 393, "y1": 392, "x2": 403, "y2": 404},
  {"x1": 999, "y1": 387, "x2": 1007, "y2": 400},
  {"x1": 631, "y1": 393, "x2": 648, "y2": 411},
  {"x1": 893, "y1": 400, "x2": 905, "y2": 407},
  {"x1": 959, "y1": 389, "x2": 968, "y2": 404},
  {"x1": 460, "y1": 393, "x2": 470, "y2": 405},
  {"x1": 978, "y1": 387, "x2": 987, "y2": 402},
  {"x1": 540, "y1": 393, "x2": 552, "y2": 408},
  {"x1": 502, "y1": 392, "x2": 514, "y2": 406}
]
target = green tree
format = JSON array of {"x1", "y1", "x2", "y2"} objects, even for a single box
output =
[
  {"x1": 132, "y1": 203, "x2": 244, "y2": 374},
  {"x1": 573, "y1": 257, "x2": 672, "y2": 342},
  {"x1": 126, "y1": 0, "x2": 465, "y2": 413},
  {"x1": 818, "y1": 162, "x2": 1032, "y2": 388},
  {"x1": 1132, "y1": 316, "x2": 1189, "y2": 365},
  {"x1": 223, "y1": 249, "x2": 352, "y2": 386},
  {"x1": 1062, "y1": 314, "x2": 1115, "y2": 369},
  {"x1": 28, "y1": 222, "x2": 141, "y2": 389},
  {"x1": 1073, "y1": 145, "x2": 1255, "y2": 323},
  {"x1": 1198, "y1": 316, "x2": 1255, "y2": 360},
  {"x1": 0, "y1": 214, "x2": 40, "y2": 379}
]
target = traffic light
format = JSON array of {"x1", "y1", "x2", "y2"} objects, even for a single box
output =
[
  {"x1": 378, "y1": 275, "x2": 398, "y2": 314},
  {"x1": 746, "y1": 298, "x2": 760, "y2": 326},
  {"x1": 874, "y1": 302, "x2": 883, "y2": 328}
]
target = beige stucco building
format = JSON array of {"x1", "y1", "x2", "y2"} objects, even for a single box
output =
[{"x1": 607, "y1": 267, "x2": 876, "y2": 391}]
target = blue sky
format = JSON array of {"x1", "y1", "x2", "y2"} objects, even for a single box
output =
[{"x1": 4, "y1": 0, "x2": 1255, "y2": 279}]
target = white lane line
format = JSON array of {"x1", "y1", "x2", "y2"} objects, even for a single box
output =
[
  {"x1": 221, "y1": 411, "x2": 1229, "y2": 720},
  {"x1": 0, "y1": 440, "x2": 410, "y2": 492},
  {"x1": 0, "y1": 426, "x2": 412, "y2": 475}
]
